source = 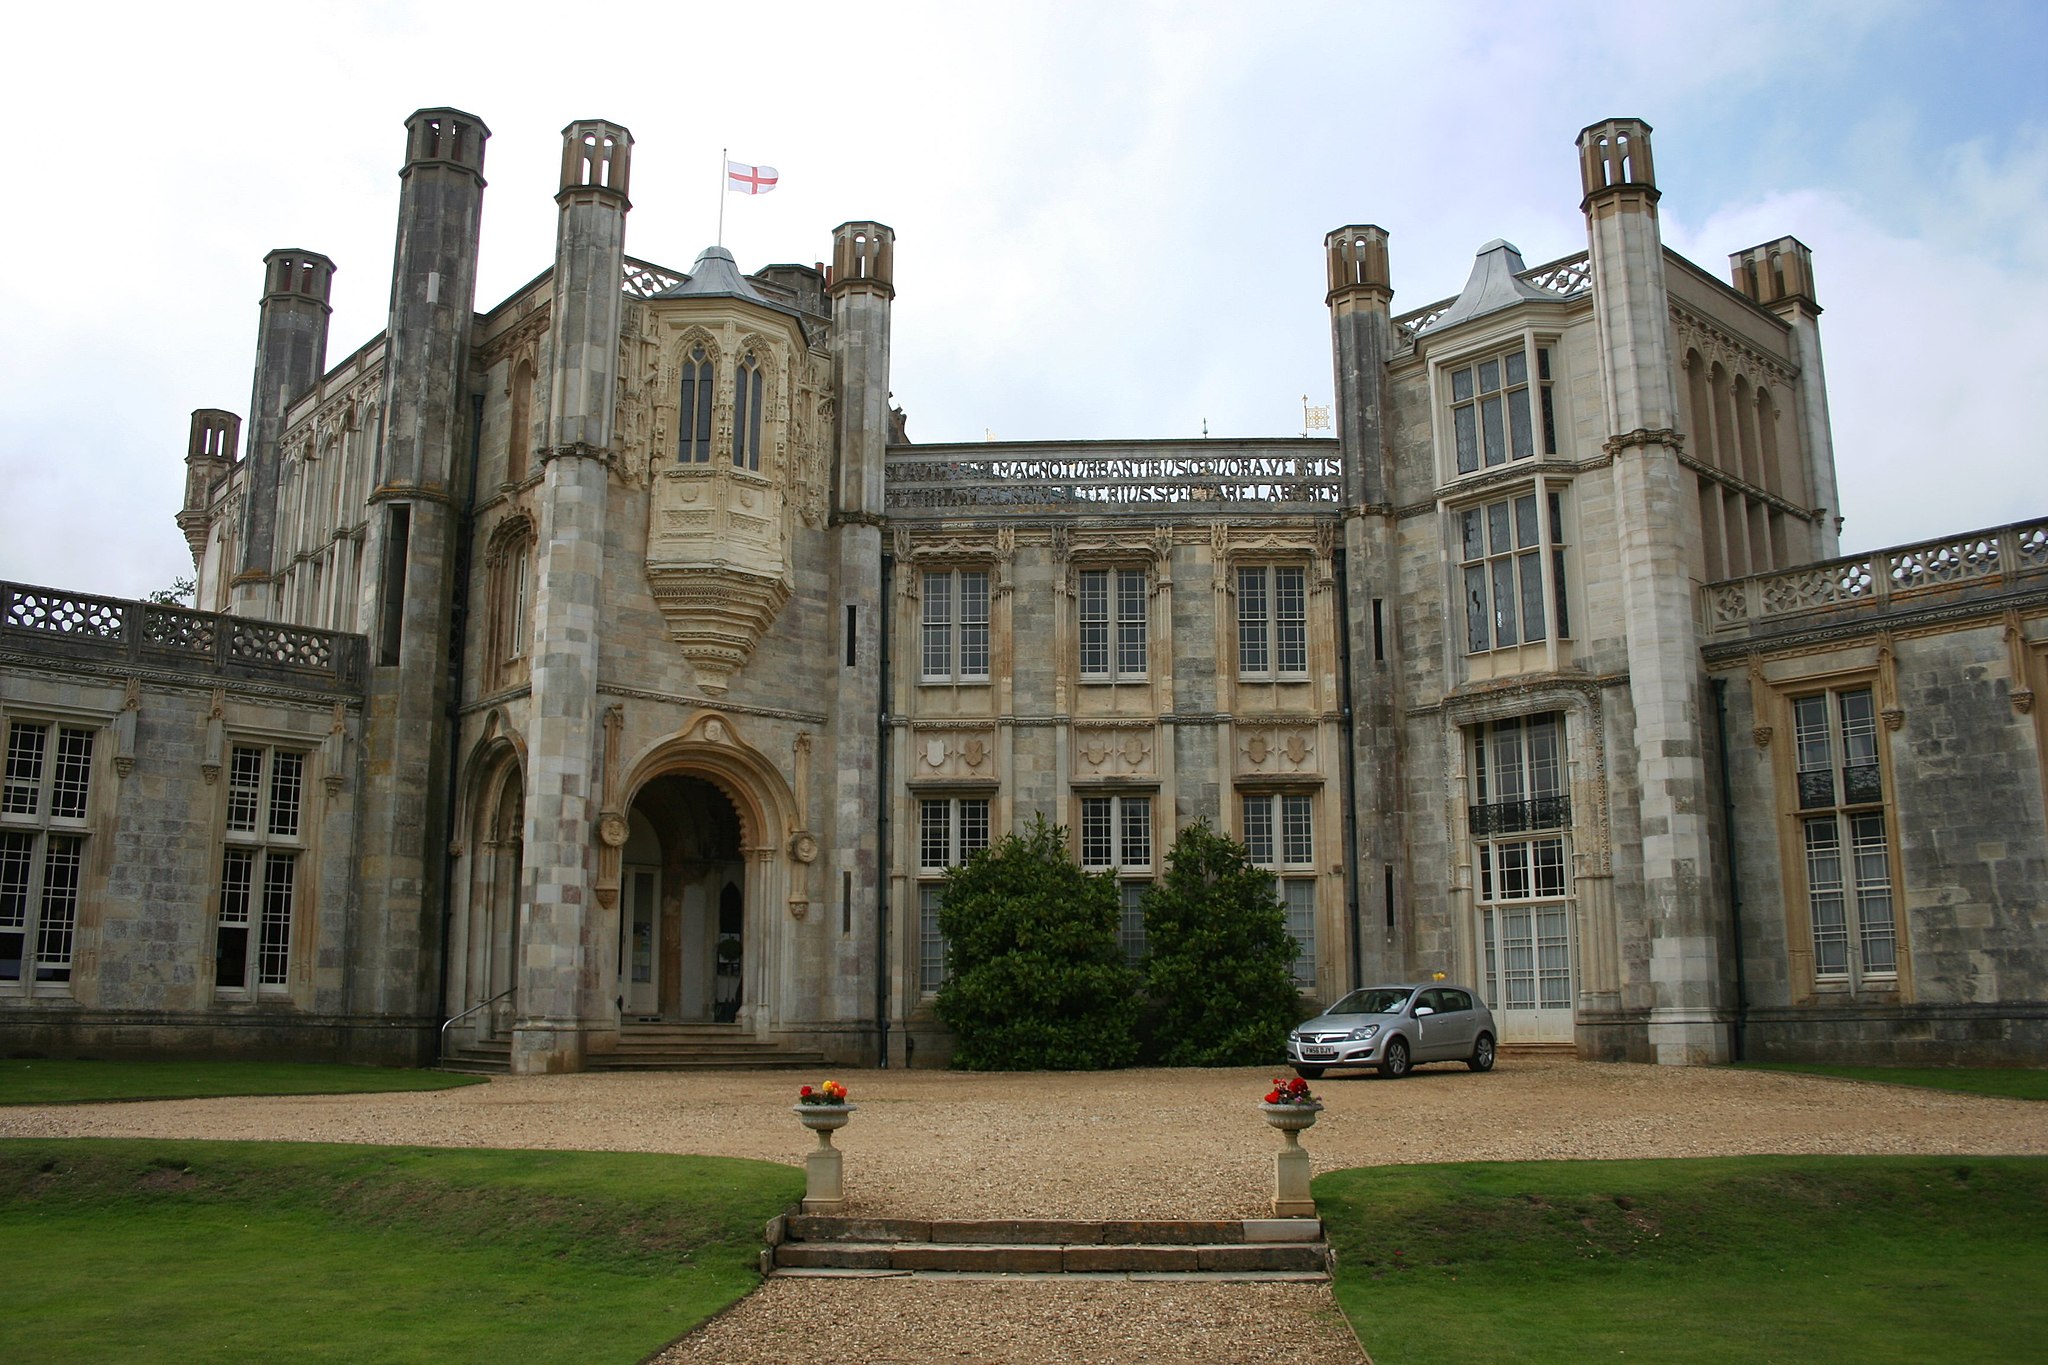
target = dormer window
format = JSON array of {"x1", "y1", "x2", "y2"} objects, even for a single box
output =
[
  {"x1": 1451, "y1": 344, "x2": 1555, "y2": 474},
  {"x1": 678, "y1": 345, "x2": 713, "y2": 463},
  {"x1": 734, "y1": 352, "x2": 763, "y2": 471}
]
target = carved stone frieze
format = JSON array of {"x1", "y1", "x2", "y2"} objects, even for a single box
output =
[
  {"x1": 1073, "y1": 722, "x2": 1156, "y2": 779},
  {"x1": 912, "y1": 726, "x2": 998, "y2": 780},
  {"x1": 1236, "y1": 724, "x2": 1317, "y2": 776}
]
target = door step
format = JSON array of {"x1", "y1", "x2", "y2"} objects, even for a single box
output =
[{"x1": 766, "y1": 1215, "x2": 1331, "y2": 1281}]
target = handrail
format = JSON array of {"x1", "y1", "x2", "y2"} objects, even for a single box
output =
[{"x1": 438, "y1": 986, "x2": 516, "y2": 1057}]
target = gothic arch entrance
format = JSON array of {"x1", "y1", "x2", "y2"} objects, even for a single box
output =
[{"x1": 619, "y1": 775, "x2": 746, "y2": 1023}]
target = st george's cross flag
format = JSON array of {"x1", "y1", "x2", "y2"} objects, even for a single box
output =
[{"x1": 726, "y1": 161, "x2": 779, "y2": 195}]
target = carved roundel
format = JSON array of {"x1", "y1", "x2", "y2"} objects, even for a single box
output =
[
  {"x1": 789, "y1": 832, "x2": 819, "y2": 864},
  {"x1": 598, "y1": 812, "x2": 631, "y2": 848}
]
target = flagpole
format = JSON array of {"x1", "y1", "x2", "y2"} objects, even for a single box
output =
[{"x1": 717, "y1": 147, "x2": 727, "y2": 247}]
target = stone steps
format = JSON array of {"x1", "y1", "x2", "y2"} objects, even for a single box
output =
[
  {"x1": 766, "y1": 1215, "x2": 1331, "y2": 1281},
  {"x1": 440, "y1": 1026, "x2": 829, "y2": 1073},
  {"x1": 439, "y1": 1038, "x2": 510, "y2": 1075}
]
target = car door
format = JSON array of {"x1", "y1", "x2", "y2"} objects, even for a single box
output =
[
  {"x1": 1411, "y1": 989, "x2": 1448, "y2": 1060},
  {"x1": 1436, "y1": 988, "x2": 1478, "y2": 1057}
]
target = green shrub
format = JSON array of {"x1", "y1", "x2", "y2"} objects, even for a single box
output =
[
  {"x1": 1139, "y1": 820, "x2": 1300, "y2": 1066},
  {"x1": 934, "y1": 815, "x2": 1140, "y2": 1070}
]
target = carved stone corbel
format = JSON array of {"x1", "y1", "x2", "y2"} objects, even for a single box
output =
[
  {"x1": 1746, "y1": 654, "x2": 1771, "y2": 749},
  {"x1": 1877, "y1": 631, "x2": 1904, "y2": 731},
  {"x1": 322, "y1": 702, "x2": 347, "y2": 796},
  {"x1": 595, "y1": 704, "x2": 626, "y2": 910},
  {"x1": 2006, "y1": 610, "x2": 2036, "y2": 714},
  {"x1": 113, "y1": 678, "x2": 141, "y2": 777},
  {"x1": 201, "y1": 689, "x2": 226, "y2": 785}
]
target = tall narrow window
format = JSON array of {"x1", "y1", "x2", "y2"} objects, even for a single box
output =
[
  {"x1": 505, "y1": 358, "x2": 534, "y2": 483},
  {"x1": 1078, "y1": 568, "x2": 1148, "y2": 681},
  {"x1": 1791, "y1": 687, "x2": 1896, "y2": 985},
  {"x1": 733, "y1": 353, "x2": 764, "y2": 471},
  {"x1": 215, "y1": 745, "x2": 307, "y2": 994},
  {"x1": 0, "y1": 720, "x2": 95, "y2": 989},
  {"x1": 1243, "y1": 792, "x2": 1315, "y2": 985},
  {"x1": 917, "y1": 797, "x2": 991, "y2": 992},
  {"x1": 1451, "y1": 343, "x2": 1554, "y2": 475},
  {"x1": 1237, "y1": 566, "x2": 1308, "y2": 679},
  {"x1": 677, "y1": 345, "x2": 713, "y2": 463},
  {"x1": 921, "y1": 569, "x2": 990, "y2": 683},
  {"x1": 1079, "y1": 793, "x2": 1154, "y2": 965},
  {"x1": 1470, "y1": 714, "x2": 1574, "y2": 1021}
]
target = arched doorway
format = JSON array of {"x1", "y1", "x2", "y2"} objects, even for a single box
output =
[
  {"x1": 453, "y1": 742, "x2": 523, "y2": 1037},
  {"x1": 620, "y1": 774, "x2": 744, "y2": 1023}
]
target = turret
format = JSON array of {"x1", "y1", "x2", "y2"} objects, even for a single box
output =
[
  {"x1": 1576, "y1": 117, "x2": 1728, "y2": 1064},
  {"x1": 514, "y1": 118, "x2": 632, "y2": 1074},
  {"x1": 180, "y1": 409, "x2": 239, "y2": 572},
  {"x1": 346, "y1": 106, "x2": 489, "y2": 1032},
  {"x1": 1730, "y1": 236, "x2": 1840, "y2": 554},
  {"x1": 1325, "y1": 225, "x2": 1393, "y2": 508},
  {"x1": 231, "y1": 249, "x2": 333, "y2": 617},
  {"x1": 829, "y1": 221, "x2": 895, "y2": 516}
]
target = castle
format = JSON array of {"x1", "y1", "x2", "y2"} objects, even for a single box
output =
[{"x1": 2, "y1": 110, "x2": 2041, "y2": 1072}]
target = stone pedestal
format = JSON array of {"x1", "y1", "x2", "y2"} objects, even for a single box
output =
[
  {"x1": 795, "y1": 1103, "x2": 854, "y2": 1212},
  {"x1": 1273, "y1": 1144, "x2": 1315, "y2": 1218}
]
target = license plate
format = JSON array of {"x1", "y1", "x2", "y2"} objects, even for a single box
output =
[{"x1": 1302, "y1": 1046, "x2": 1337, "y2": 1060}]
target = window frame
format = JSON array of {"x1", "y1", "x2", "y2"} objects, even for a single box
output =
[
  {"x1": 1784, "y1": 683, "x2": 1901, "y2": 992},
  {"x1": 1235, "y1": 564, "x2": 1311, "y2": 682},
  {"x1": 676, "y1": 343, "x2": 715, "y2": 464},
  {"x1": 1241, "y1": 790, "x2": 1317, "y2": 986},
  {"x1": 1077, "y1": 566, "x2": 1150, "y2": 683},
  {"x1": 1455, "y1": 480, "x2": 1572, "y2": 657},
  {"x1": 1444, "y1": 337, "x2": 1559, "y2": 478},
  {"x1": 915, "y1": 795, "x2": 992, "y2": 994},
  {"x1": 1078, "y1": 792, "x2": 1155, "y2": 966},
  {"x1": 0, "y1": 716, "x2": 99, "y2": 993},
  {"x1": 920, "y1": 567, "x2": 992, "y2": 685},
  {"x1": 213, "y1": 741, "x2": 310, "y2": 998}
]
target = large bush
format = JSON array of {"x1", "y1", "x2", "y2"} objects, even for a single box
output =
[
  {"x1": 934, "y1": 815, "x2": 1140, "y2": 1070},
  {"x1": 1139, "y1": 820, "x2": 1301, "y2": 1066}
]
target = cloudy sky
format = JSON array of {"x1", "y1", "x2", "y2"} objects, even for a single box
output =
[{"x1": 2, "y1": 0, "x2": 2043, "y2": 600}]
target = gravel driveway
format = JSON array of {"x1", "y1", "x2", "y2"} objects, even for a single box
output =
[{"x1": 6, "y1": 1058, "x2": 2042, "y2": 1363}]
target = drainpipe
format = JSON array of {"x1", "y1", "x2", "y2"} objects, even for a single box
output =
[
  {"x1": 434, "y1": 389, "x2": 486, "y2": 1062},
  {"x1": 876, "y1": 551, "x2": 893, "y2": 1067},
  {"x1": 1710, "y1": 677, "x2": 1749, "y2": 1062},
  {"x1": 1333, "y1": 546, "x2": 1363, "y2": 992}
]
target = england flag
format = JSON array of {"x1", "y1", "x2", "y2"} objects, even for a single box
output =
[{"x1": 726, "y1": 161, "x2": 779, "y2": 195}]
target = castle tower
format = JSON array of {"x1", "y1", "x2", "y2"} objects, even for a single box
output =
[
  {"x1": 827, "y1": 221, "x2": 893, "y2": 1058},
  {"x1": 515, "y1": 119, "x2": 631, "y2": 1074},
  {"x1": 180, "y1": 409, "x2": 240, "y2": 597},
  {"x1": 348, "y1": 107, "x2": 490, "y2": 1034},
  {"x1": 1325, "y1": 225, "x2": 1406, "y2": 986},
  {"x1": 231, "y1": 250, "x2": 334, "y2": 618},
  {"x1": 1577, "y1": 118, "x2": 1729, "y2": 1064},
  {"x1": 1729, "y1": 237, "x2": 1840, "y2": 558}
]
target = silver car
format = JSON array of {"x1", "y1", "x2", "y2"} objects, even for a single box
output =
[{"x1": 1286, "y1": 983, "x2": 1497, "y2": 1078}]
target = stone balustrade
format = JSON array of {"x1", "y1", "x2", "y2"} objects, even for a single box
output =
[{"x1": 0, "y1": 581, "x2": 366, "y2": 693}]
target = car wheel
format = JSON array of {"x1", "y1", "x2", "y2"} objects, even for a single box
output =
[
  {"x1": 1379, "y1": 1037, "x2": 1411, "y2": 1078},
  {"x1": 1292, "y1": 1065, "x2": 1325, "y2": 1080},
  {"x1": 1468, "y1": 1032, "x2": 1496, "y2": 1072}
]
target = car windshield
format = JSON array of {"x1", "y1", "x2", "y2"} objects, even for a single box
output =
[{"x1": 1328, "y1": 988, "x2": 1412, "y2": 1015}]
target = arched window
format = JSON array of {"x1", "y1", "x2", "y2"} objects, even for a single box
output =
[
  {"x1": 505, "y1": 358, "x2": 534, "y2": 484},
  {"x1": 733, "y1": 352, "x2": 764, "y2": 471},
  {"x1": 677, "y1": 345, "x2": 713, "y2": 463}
]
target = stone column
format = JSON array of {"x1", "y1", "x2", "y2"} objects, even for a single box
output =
[
  {"x1": 515, "y1": 120, "x2": 631, "y2": 1074},
  {"x1": 1579, "y1": 118, "x2": 1728, "y2": 1063},
  {"x1": 1729, "y1": 236, "x2": 1840, "y2": 559}
]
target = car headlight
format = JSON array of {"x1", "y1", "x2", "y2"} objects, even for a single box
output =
[{"x1": 1346, "y1": 1025, "x2": 1380, "y2": 1042}]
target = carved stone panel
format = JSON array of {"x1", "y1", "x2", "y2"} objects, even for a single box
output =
[
  {"x1": 1073, "y1": 723, "x2": 1157, "y2": 780},
  {"x1": 911, "y1": 726, "x2": 999, "y2": 782},
  {"x1": 1236, "y1": 724, "x2": 1319, "y2": 778}
]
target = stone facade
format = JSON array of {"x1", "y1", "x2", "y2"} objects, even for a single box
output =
[{"x1": 1, "y1": 111, "x2": 2040, "y2": 1070}]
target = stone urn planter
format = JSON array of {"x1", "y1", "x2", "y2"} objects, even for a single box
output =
[
  {"x1": 1258, "y1": 1099, "x2": 1323, "y2": 1219},
  {"x1": 794, "y1": 1098, "x2": 855, "y2": 1211}
]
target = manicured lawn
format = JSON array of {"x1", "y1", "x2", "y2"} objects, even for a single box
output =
[
  {"x1": 1317, "y1": 1156, "x2": 2048, "y2": 1365},
  {"x1": 0, "y1": 1138, "x2": 803, "y2": 1364},
  {"x1": 1736, "y1": 1062, "x2": 2048, "y2": 1101},
  {"x1": 0, "y1": 1059, "x2": 483, "y2": 1105}
]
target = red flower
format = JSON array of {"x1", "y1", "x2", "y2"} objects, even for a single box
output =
[
  {"x1": 799, "y1": 1085, "x2": 813, "y2": 1097},
  {"x1": 1265, "y1": 1090, "x2": 1282, "y2": 1103}
]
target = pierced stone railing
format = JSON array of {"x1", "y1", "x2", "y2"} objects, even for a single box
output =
[
  {"x1": 0, "y1": 582, "x2": 366, "y2": 692},
  {"x1": 884, "y1": 440, "x2": 1341, "y2": 513},
  {"x1": 1394, "y1": 250, "x2": 1594, "y2": 340},
  {"x1": 1702, "y1": 517, "x2": 2048, "y2": 637},
  {"x1": 622, "y1": 256, "x2": 686, "y2": 299}
]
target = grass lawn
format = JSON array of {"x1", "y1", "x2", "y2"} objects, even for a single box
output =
[
  {"x1": 0, "y1": 1138, "x2": 803, "y2": 1364},
  {"x1": 1317, "y1": 1155, "x2": 2048, "y2": 1365},
  {"x1": 1735, "y1": 1062, "x2": 2048, "y2": 1101},
  {"x1": 0, "y1": 1059, "x2": 484, "y2": 1105}
]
